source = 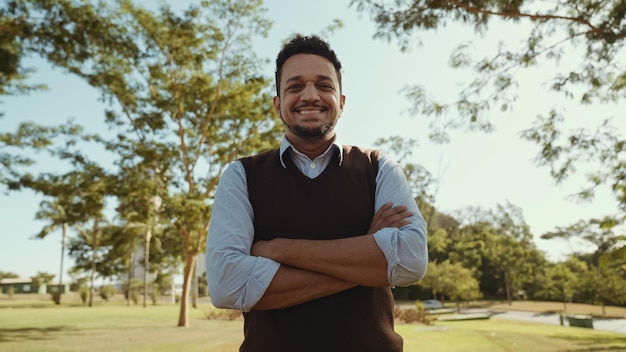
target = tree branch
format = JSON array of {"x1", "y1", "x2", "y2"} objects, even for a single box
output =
[{"x1": 446, "y1": 0, "x2": 601, "y2": 33}]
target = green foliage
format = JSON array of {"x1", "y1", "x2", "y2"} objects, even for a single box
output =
[
  {"x1": 30, "y1": 271, "x2": 55, "y2": 286},
  {"x1": 125, "y1": 278, "x2": 142, "y2": 305},
  {"x1": 150, "y1": 283, "x2": 159, "y2": 306},
  {"x1": 542, "y1": 216, "x2": 626, "y2": 266},
  {"x1": 532, "y1": 262, "x2": 578, "y2": 305},
  {"x1": 68, "y1": 272, "x2": 88, "y2": 292},
  {"x1": 418, "y1": 260, "x2": 481, "y2": 304},
  {"x1": 0, "y1": 0, "x2": 282, "y2": 325},
  {"x1": 0, "y1": 271, "x2": 18, "y2": 280},
  {"x1": 575, "y1": 265, "x2": 626, "y2": 311},
  {"x1": 79, "y1": 286, "x2": 89, "y2": 305},
  {"x1": 351, "y1": 0, "x2": 626, "y2": 216},
  {"x1": 99, "y1": 284, "x2": 117, "y2": 302}
]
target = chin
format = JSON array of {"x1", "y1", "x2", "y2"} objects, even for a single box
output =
[{"x1": 289, "y1": 123, "x2": 334, "y2": 140}]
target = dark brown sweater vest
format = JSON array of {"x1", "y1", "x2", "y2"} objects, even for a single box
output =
[{"x1": 239, "y1": 146, "x2": 403, "y2": 352}]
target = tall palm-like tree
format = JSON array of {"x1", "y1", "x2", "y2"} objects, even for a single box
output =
[{"x1": 34, "y1": 198, "x2": 72, "y2": 304}]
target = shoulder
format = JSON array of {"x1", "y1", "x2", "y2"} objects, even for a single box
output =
[
  {"x1": 240, "y1": 148, "x2": 278, "y2": 163},
  {"x1": 220, "y1": 160, "x2": 247, "y2": 185},
  {"x1": 240, "y1": 149, "x2": 280, "y2": 169},
  {"x1": 342, "y1": 145, "x2": 382, "y2": 162}
]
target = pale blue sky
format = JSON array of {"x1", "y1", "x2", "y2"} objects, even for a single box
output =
[{"x1": 1, "y1": 0, "x2": 620, "y2": 279}]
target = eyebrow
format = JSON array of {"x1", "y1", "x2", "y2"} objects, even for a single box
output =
[{"x1": 285, "y1": 75, "x2": 334, "y2": 84}]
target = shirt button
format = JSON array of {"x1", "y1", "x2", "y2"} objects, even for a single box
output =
[{"x1": 310, "y1": 163, "x2": 316, "y2": 169}]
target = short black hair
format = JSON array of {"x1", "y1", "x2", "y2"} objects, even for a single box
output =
[{"x1": 275, "y1": 34, "x2": 342, "y2": 97}]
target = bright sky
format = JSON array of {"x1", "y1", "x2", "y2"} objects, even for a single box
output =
[{"x1": 0, "y1": 0, "x2": 621, "y2": 280}]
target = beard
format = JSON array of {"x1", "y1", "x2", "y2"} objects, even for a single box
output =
[
  {"x1": 286, "y1": 122, "x2": 335, "y2": 140},
  {"x1": 280, "y1": 111, "x2": 336, "y2": 140}
]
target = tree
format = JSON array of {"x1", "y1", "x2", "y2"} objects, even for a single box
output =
[
  {"x1": 30, "y1": 271, "x2": 55, "y2": 286},
  {"x1": 0, "y1": 271, "x2": 18, "y2": 280},
  {"x1": 1, "y1": 0, "x2": 282, "y2": 326},
  {"x1": 113, "y1": 160, "x2": 168, "y2": 308},
  {"x1": 58, "y1": 164, "x2": 110, "y2": 307},
  {"x1": 418, "y1": 260, "x2": 481, "y2": 310},
  {"x1": 4, "y1": 120, "x2": 111, "y2": 306},
  {"x1": 33, "y1": 197, "x2": 73, "y2": 304},
  {"x1": 542, "y1": 216, "x2": 626, "y2": 265},
  {"x1": 1, "y1": 121, "x2": 83, "y2": 192},
  {"x1": 489, "y1": 204, "x2": 538, "y2": 304},
  {"x1": 444, "y1": 263, "x2": 482, "y2": 311},
  {"x1": 533, "y1": 262, "x2": 578, "y2": 311},
  {"x1": 575, "y1": 265, "x2": 626, "y2": 315},
  {"x1": 448, "y1": 203, "x2": 545, "y2": 303},
  {"x1": 351, "y1": 0, "x2": 626, "y2": 216},
  {"x1": 90, "y1": 0, "x2": 280, "y2": 326}
]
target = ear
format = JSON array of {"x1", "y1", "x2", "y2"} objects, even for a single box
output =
[
  {"x1": 339, "y1": 94, "x2": 346, "y2": 117},
  {"x1": 273, "y1": 96, "x2": 282, "y2": 120}
]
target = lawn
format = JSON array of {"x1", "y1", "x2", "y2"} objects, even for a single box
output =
[{"x1": 1, "y1": 296, "x2": 626, "y2": 351}]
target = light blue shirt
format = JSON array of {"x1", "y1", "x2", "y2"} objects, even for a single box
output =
[{"x1": 206, "y1": 137, "x2": 428, "y2": 312}]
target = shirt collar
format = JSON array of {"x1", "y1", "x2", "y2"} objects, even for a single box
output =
[{"x1": 279, "y1": 135, "x2": 343, "y2": 168}]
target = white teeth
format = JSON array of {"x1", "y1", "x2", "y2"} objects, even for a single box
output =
[{"x1": 298, "y1": 110, "x2": 321, "y2": 115}]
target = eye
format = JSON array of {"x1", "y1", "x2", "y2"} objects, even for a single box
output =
[
  {"x1": 286, "y1": 84, "x2": 303, "y2": 91},
  {"x1": 318, "y1": 83, "x2": 334, "y2": 91}
]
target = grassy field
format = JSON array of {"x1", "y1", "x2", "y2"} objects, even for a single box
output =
[{"x1": 1, "y1": 295, "x2": 626, "y2": 351}]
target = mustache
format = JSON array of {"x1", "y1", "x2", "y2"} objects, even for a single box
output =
[{"x1": 293, "y1": 103, "x2": 327, "y2": 110}]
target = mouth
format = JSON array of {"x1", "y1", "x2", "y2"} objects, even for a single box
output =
[{"x1": 294, "y1": 105, "x2": 327, "y2": 115}]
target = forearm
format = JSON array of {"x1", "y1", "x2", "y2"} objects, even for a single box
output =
[
  {"x1": 253, "y1": 265, "x2": 356, "y2": 310},
  {"x1": 254, "y1": 235, "x2": 389, "y2": 287}
]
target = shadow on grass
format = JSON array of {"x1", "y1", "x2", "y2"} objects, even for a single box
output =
[
  {"x1": 0, "y1": 326, "x2": 78, "y2": 343},
  {"x1": 0, "y1": 303, "x2": 55, "y2": 309},
  {"x1": 551, "y1": 332, "x2": 626, "y2": 351}
]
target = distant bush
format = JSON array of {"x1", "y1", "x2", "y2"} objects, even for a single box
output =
[
  {"x1": 204, "y1": 306, "x2": 242, "y2": 321},
  {"x1": 51, "y1": 291, "x2": 60, "y2": 304},
  {"x1": 79, "y1": 287, "x2": 89, "y2": 305},
  {"x1": 394, "y1": 306, "x2": 436, "y2": 325},
  {"x1": 99, "y1": 285, "x2": 117, "y2": 302},
  {"x1": 150, "y1": 285, "x2": 158, "y2": 306}
]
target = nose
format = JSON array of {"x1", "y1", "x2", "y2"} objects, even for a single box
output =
[{"x1": 300, "y1": 83, "x2": 320, "y2": 101}]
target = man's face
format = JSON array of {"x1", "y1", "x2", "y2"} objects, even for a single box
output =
[{"x1": 274, "y1": 54, "x2": 345, "y2": 141}]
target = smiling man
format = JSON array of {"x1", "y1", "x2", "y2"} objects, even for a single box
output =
[{"x1": 206, "y1": 35, "x2": 428, "y2": 352}]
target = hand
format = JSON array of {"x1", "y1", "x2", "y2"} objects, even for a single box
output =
[{"x1": 367, "y1": 202, "x2": 412, "y2": 234}]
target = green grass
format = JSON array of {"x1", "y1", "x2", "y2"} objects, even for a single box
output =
[
  {"x1": 1, "y1": 298, "x2": 626, "y2": 351},
  {"x1": 401, "y1": 319, "x2": 626, "y2": 352}
]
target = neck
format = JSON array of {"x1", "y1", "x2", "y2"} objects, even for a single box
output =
[{"x1": 287, "y1": 134, "x2": 335, "y2": 160}]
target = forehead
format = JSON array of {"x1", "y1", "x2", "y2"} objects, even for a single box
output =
[{"x1": 280, "y1": 54, "x2": 338, "y2": 83}]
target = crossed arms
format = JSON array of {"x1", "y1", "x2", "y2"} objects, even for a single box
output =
[
  {"x1": 206, "y1": 157, "x2": 428, "y2": 312},
  {"x1": 251, "y1": 203, "x2": 413, "y2": 310}
]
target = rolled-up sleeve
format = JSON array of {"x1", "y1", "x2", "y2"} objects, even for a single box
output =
[
  {"x1": 206, "y1": 161, "x2": 280, "y2": 312},
  {"x1": 372, "y1": 154, "x2": 428, "y2": 287}
]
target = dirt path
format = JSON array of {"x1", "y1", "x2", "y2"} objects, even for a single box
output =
[{"x1": 474, "y1": 301, "x2": 626, "y2": 318}]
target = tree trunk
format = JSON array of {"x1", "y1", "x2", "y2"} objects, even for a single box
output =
[
  {"x1": 126, "y1": 247, "x2": 135, "y2": 306},
  {"x1": 143, "y1": 227, "x2": 152, "y2": 308},
  {"x1": 177, "y1": 254, "x2": 197, "y2": 327},
  {"x1": 192, "y1": 261, "x2": 198, "y2": 308},
  {"x1": 504, "y1": 271, "x2": 513, "y2": 306},
  {"x1": 55, "y1": 222, "x2": 68, "y2": 305},
  {"x1": 88, "y1": 219, "x2": 100, "y2": 307}
]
